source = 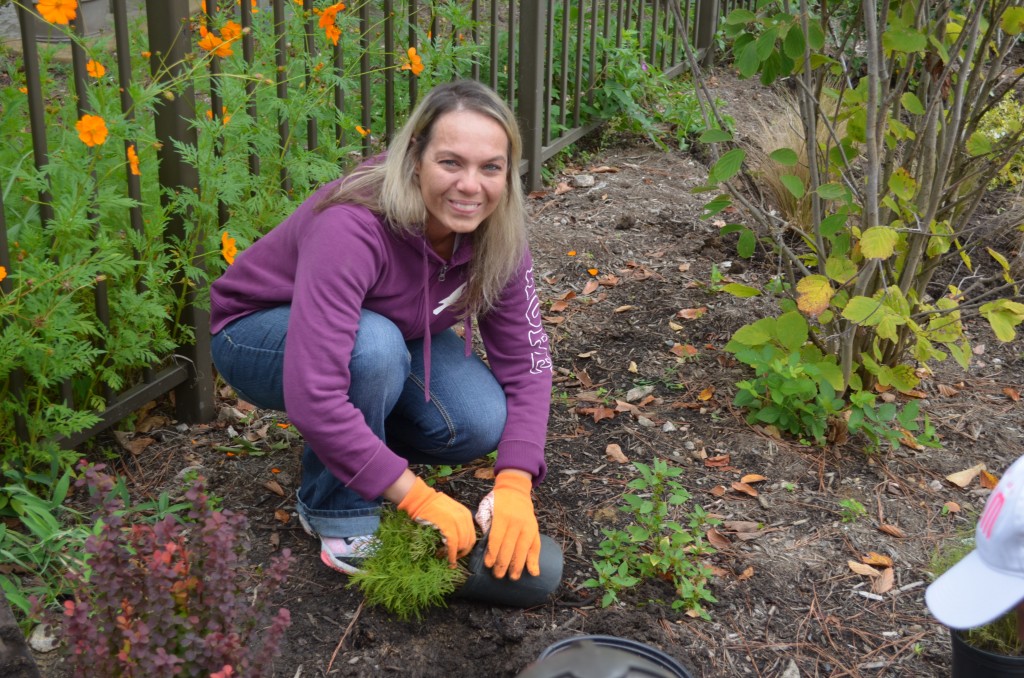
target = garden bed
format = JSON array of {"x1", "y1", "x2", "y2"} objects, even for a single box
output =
[{"x1": 35, "y1": 68, "x2": 1024, "y2": 678}]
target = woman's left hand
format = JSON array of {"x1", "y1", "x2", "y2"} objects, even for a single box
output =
[{"x1": 484, "y1": 469, "x2": 540, "y2": 580}]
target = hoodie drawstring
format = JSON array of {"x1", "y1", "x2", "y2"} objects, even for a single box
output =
[{"x1": 421, "y1": 240, "x2": 433, "y2": 403}]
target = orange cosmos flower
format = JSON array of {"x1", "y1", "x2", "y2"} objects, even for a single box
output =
[
  {"x1": 318, "y1": 3, "x2": 345, "y2": 45},
  {"x1": 221, "y1": 231, "x2": 237, "y2": 265},
  {"x1": 86, "y1": 60, "x2": 105, "y2": 78},
  {"x1": 355, "y1": 125, "x2": 369, "y2": 137},
  {"x1": 19, "y1": 86, "x2": 28, "y2": 94},
  {"x1": 37, "y1": 0, "x2": 77, "y2": 25},
  {"x1": 76, "y1": 114, "x2": 108, "y2": 147},
  {"x1": 220, "y1": 20, "x2": 241, "y2": 42},
  {"x1": 0, "y1": 266, "x2": 7, "y2": 283},
  {"x1": 199, "y1": 32, "x2": 233, "y2": 57},
  {"x1": 400, "y1": 47, "x2": 424, "y2": 76},
  {"x1": 127, "y1": 145, "x2": 140, "y2": 175}
]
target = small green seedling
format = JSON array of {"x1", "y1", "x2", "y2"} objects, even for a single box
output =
[{"x1": 838, "y1": 498, "x2": 867, "y2": 523}]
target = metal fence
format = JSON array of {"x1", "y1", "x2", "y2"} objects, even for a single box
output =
[{"x1": 1, "y1": 0, "x2": 717, "y2": 451}]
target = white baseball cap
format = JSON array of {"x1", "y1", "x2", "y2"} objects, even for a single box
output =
[{"x1": 926, "y1": 455, "x2": 1024, "y2": 629}]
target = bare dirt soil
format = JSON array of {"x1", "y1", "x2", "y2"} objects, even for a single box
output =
[{"x1": 34, "y1": 69, "x2": 1024, "y2": 677}]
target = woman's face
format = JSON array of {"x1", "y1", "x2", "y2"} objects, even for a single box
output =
[{"x1": 416, "y1": 109, "x2": 509, "y2": 252}]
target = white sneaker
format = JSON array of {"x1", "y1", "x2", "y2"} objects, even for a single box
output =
[{"x1": 319, "y1": 535, "x2": 375, "y2": 574}]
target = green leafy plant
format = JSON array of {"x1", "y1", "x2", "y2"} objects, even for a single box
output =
[
  {"x1": 0, "y1": 464, "x2": 195, "y2": 629},
  {"x1": 976, "y1": 91, "x2": 1024, "y2": 189},
  {"x1": 584, "y1": 458, "x2": 719, "y2": 619},
  {"x1": 348, "y1": 508, "x2": 467, "y2": 621},
  {"x1": 838, "y1": 498, "x2": 867, "y2": 523},
  {"x1": 690, "y1": 0, "x2": 1024, "y2": 448}
]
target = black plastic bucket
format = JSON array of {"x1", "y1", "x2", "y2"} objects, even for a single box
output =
[
  {"x1": 517, "y1": 635, "x2": 694, "y2": 678},
  {"x1": 454, "y1": 533, "x2": 563, "y2": 607},
  {"x1": 951, "y1": 628, "x2": 1024, "y2": 677}
]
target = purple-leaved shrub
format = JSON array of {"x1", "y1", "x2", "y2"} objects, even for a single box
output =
[{"x1": 62, "y1": 464, "x2": 292, "y2": 677}]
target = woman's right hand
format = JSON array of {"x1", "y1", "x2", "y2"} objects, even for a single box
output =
[{"x1": 396, "y1": 476, "x2": 476, "y2": 567}]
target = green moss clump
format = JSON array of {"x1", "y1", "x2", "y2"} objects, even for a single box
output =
[{"x1": 348, "y1": 508, "x2": 469, "y2": 621}]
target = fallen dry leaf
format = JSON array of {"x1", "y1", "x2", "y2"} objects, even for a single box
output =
[
  {"x1": 698, "y1": 386, "x2": 716, "y2": 401},
  {"x1": 740, "y1": 474, "x2": 767, "y2": 484},
  {"x1": 582, "y1": 280, "x2": 600, "y2": 295},
  {"x1": 577, "y1": 406, "x2": 616, "y2": 423},
  {"x1": 542, "y1": 315, "x2": 565, "y2": 325},
  {"x1": 613, "y1": 305, "x2": 635, "y2": 313},
  {"x1": 678, "y1": 263, "x2": 691, "y2": 273},
  {"x1": 878, "y1": 524, "x2": 907, "y2": 538},
  {"x1": 981, "y1": 470, "x2": 999, "y2": 489},
  {"x1": 677, "y1": 307, "x2": 708, "y2": 320},
  {"x1": 473, "y1": 467, "x2": 495, "y2": 480},
  {"x1": 670, "y1": 343, "x2": 698, "y2": 358},
  {"x1": 943, "y1": 501, "x2": 961, "y2": 513},
  {"x1": 1005, "y1": 387, "x2": 1021, "y2": 402},
  {"x1": 273, "y1": 509, "x2": 290, "y2": 524},
  {"x1": 598, "y1": 275, "x2": 621, "y2": 287},
  {"x1": 710, "y1": 485, "x2": 727, "y2": 497},
  {"x1": 862, "y1": 552, "x2": 894, "y2": 568},
  {"x1": 668, "y1": 320, "x2": 684, "y2": 331},
  {"x1": 708, "y1": 564, "x2": 731, "y2": 578},
  {"x1": 737, "y1": 566, "x2": 754, "y2": 581},
  {"x1": 554, "y1": 181, "x2": 573, "y2": 195},
  {"x1": 605, "y1": 443, "x2": 629, "y2": 463},
  {"x1": 589, "y1": 165, "x2": 620, "y2": 173},
  {"x1": 723, "y1": 520, "x2": 760, "y2": 533},
  {"x1": 871, "y1": 567, "x2": 895, "y2": 594},
  {"x1": 235, "y1": 399, "x2": 256, "y2": 414},
  {"x1": 705, "y1": 454, "x2": 731, "y2": 467},
  {"x1": 264, "y1": 479, "x2": 285, "y2": 497},
  {"x1": 937, "y1": 383, "x2": 960, "y2": 397},
  {"x1": 577, "y1": 369, "x2": 593, "y2": 389},
  {"x1": 549, "y1": 300, "x2": 570, "y2": 313},
  {"x1": 614, "y1": 400, "x2": 641, "y2": 416},
  {"x1": 731, "y1": 482, "x2": 758, "y2": 497},
  {"x1": 973, "y1": 343, "x2": 986, "y2": 355},
  {"x1": 706, "y1": 527, "x2": 730, "y2": 549},
  {"x1": 269, "y1": 532, "x2": 281, "y2": 548},
  {"x1": 946, "y1": 463, "x2": 986, "y2": 488},
  {"x1": 627, "y1": 361, "x2": 638, "y2": 373},
  {"x1": 849, "y1": 560, "x2": 881, "y2": 577},
  {"x1": 903, "y1": 389, "x2": 928, "y2": 399}
]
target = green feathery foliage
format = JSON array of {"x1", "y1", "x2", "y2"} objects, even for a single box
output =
[{"x1": 348, "y1": 509, "x2": 468, "y2": 621}]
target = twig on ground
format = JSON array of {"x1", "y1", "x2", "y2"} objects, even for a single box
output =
[{"x1": 326, "y1": 599, "x2": 364, "y2": 674}]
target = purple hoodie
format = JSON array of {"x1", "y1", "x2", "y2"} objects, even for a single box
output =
[{"x1": 210, "y1": 178, "x2": 553, "y2": 500}]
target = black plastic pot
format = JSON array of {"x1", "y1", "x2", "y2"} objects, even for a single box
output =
[
  {"x1": 454, "y1": 533, "x2": 563, "y2": 607},
  {"x1": 951, "y1": 628, "x2": 1024, "y2": 677},
  {"x1": 516, "y1": 635, "x2": 694, "y2": 678}
]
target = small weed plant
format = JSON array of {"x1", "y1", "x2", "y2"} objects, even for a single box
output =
[
  {"x1": 349, "y1": 508, "x2": 467, "y2": 621},
  {"x1": 584, "y1": 458, "x2": 719, "y2": 619},
  {"x1": 838, "y1": 498, "x2": 867, "y2": 523},
  {"x1": 61, "y1": 464, "x2": 292, "y2": 677}
]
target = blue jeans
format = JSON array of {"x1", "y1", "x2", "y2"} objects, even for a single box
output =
[{"x1": 211, "y1": 306, "x2": 506, "y2": 539}]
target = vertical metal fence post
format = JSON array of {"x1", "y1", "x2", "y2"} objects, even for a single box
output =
[
  {"x1": 695, "y1": 0, "x2": 719, "y2": 65},
  {"x1": 145, "y1": 0, "x2": 216, "y2": 425},
  {"x1": 518, "y1": 1, "x2": 547, "y2": 192}
]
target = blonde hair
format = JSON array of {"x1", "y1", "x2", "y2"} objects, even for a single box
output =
[{"x1": 321, "y1": 80, "x2": 528, "y2": 316}]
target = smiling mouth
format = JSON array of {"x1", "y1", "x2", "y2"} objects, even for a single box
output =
[{"x1": 447, "y1": 199, "x2": 482, "y2": 213}]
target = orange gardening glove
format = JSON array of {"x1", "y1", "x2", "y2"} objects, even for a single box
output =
[
  {"x1": 397, "y1": 477, "x2": 476, "y2": 568},
  {"x1": 485, "y1": 471, "x2": 540, "y2": 580}
]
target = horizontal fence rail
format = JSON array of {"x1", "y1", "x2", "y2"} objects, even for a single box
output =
[{"x1": 1, "y1": 0, "x2": 716, "y2": 456}]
